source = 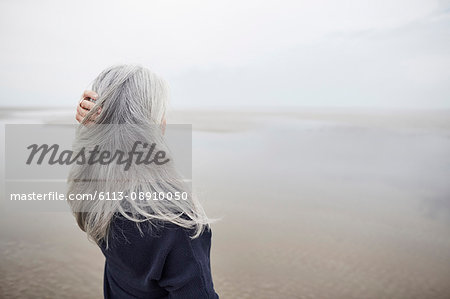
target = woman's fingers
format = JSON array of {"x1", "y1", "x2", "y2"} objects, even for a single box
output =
[
  {"x1": 76, "y1": 105, "x2": 97, "y2": 123},
  {"x1": 77, "y1": 104, "x2": 88, "y2": 118},
  {"x1": 82, "y1": 90, "x2": 98, "y2": 102},
  {"x1": 76, "y1": 102, "x2": 101, "y2": 125},
  {"x1": 76, "y1": 90, "x2": 102, "y2": 124},
  {"x1": 79, "y1": 99, "x2": 95, "y2": 110},
  {"x1": 75, "y1": 112, "x2": 83, "y2": 123}
]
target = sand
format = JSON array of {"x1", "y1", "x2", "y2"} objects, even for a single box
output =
[{"x1": 1, "y1": 107, "x2": 450, "y2": 298}]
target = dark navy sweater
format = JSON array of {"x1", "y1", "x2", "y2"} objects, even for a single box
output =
[{"x1": 99, "y1": 215, "x2": 219, "y2": 299}]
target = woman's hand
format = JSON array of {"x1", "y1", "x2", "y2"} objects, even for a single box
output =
[{"x1": 76, "y1": 90, "x2": 100, "y2": 123}]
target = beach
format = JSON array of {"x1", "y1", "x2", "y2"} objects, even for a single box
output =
[{"x1": 1, "y1": 107, "x2": 450, "y2": 298}]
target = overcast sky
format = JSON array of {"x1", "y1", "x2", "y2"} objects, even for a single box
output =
[{"x1": 0, "y1": 0, "x2": 449, "y2": 108}]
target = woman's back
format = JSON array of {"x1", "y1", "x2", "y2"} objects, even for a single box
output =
[{"x1": 100, "y1": 215, "x2": 218, "y2": 299}]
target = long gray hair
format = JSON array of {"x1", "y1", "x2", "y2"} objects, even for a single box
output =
[{"x1": 67, "y1": 65, "x2": 210, "y2": 245}]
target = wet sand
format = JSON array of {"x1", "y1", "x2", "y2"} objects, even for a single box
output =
[{"x1": 1, "y1": 108, "x2": 450, "y2": 298}]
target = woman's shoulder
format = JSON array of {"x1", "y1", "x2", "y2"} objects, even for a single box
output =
[{"x1": 104, "y1": 213, "x2": 211, "y2": 250}]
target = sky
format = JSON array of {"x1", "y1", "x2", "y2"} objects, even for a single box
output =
[{"x1": 0, "y1": 0, "x2": 449, "y2": 109}]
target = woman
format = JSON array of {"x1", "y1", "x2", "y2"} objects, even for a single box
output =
[{"x1": 70, "y1": 65, "x2": 218, "y2": 299}]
